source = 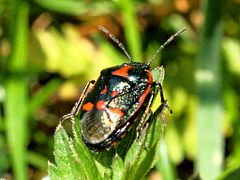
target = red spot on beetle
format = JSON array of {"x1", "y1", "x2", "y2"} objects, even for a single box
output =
[
  {"x1": 112, "y1": 65, "x2": 133, "y2": 78},
  {"x1": 82, "y1": 102, "x2": 94, "y2": 111},
  {"x1": 146, "y1": 70, "x2": 153, "y2": 83},
  {"x1": 96, "y1": 101, "x2": 106, "y2": 110},
  {"x1": 101, "y1": 85, "x2": 107, "y2": 94},
  {"x1": 108, "y1": 108, "x2": 124, "y2": 120},
  {"x1": 111, "y1": 90, "x2": 119, "y2": 97},
  {"x1": 139, "y1": 84, "x2": 151, "y2": 103}
]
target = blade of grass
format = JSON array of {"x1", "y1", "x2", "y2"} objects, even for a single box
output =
[
  {"x1": 34, "y1": 0, "x2": 114, "y2": 16},
  {"x1": 156, "y1": 141, "x2": 176, "y2": 180},
  {"x1": 5, "y1": 1, "x2": 29, "y2": 180},
  {"x1": 117, "y1": 0, "x2": 142, "y2": 61},
  {"x1": 27, "y1": 151, "x2": 48, "y2": 171},
  {"x1": 28, "y1": 78, "x2": 62, "y2": 117},
  {"x1": 195, "y1": 0, "x2": 225, "y2": 179},
  {"x1": 217, "y1": 166, "x2": 240, "y2": 180}
]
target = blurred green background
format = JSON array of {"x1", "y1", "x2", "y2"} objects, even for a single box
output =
[{"x1": 0, "y1": 0, "x2": 239, "y2": 179}]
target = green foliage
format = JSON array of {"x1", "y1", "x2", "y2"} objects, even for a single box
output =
[
  {"x1": 218, "y1": 166, "x2": 240, "y2": 180},
  {"x1": 195, "y1": 0, "x2": 225, "y2": 179},
  {"x1": 34, "y1": 0, "x2": 114, "y2": 16},
  {"x1": 1, "y1": 0, "x2": 239, "y2": 179},
  {"x1": 4, "y1": 2, "x2": 29, "y2": 180}
]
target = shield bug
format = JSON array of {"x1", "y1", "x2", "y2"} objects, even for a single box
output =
[{"x1": 60, "y1": 25, "x2": 186, "y2": 151}]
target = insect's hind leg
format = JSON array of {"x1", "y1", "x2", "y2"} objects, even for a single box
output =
[
  {"x1": 139, "y1": 83, "x2": 172, "y2": 138},
  {"x1": 135, "y1": 88, "x2": 157, "y2": 138},
  {"x1": 59, "y1": 80, "x2": 95, "y2": 123}
]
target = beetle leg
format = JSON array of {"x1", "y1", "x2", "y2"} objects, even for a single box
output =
[
  {"x1": 136, "y1": 89, "x2": 156, "y2": 138},
  {"x1": 136, "y1": 110, "x2": 153, "y2": 139},
  {"x1": 59, "y1": 80, "x2": 95, "y2": 123},
  {"x1": 157, "y1": 82, "x2": 173, "y2": 114},
  {"x1": 148, "y1": 83, "x2": 172, "y2": 134},
  {"x1": 137, "y1": 83, "x2": 172, "y2": 138}
]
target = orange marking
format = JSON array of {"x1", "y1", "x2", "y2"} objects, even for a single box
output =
[
  {"x1": 82, "y1": 102, "x2": 94, "y2": 111},
  {"x1": 146, "y1": 70, "x2": 153, "y2": 83},
  {"x1": 139, "y1": 85, "x2": 151, "y2": 103},
  {"x1": 101, "y1": 85, "x2": 107, "y2": 95},
  {"x1": 112, "y1": 65, "x2": 133, "y2": 78},
  {"x1": 96, "y1": 100, "x2": 106, "y2": 110},
  {"x1": 111, "y1": 90, "x2": 119, "y2": 97},
  {"x1": 109, "y1": 108, "x2": 124, "y2": 119}
]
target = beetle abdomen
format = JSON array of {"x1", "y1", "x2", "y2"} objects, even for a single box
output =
[{"x1": 81, "y1": 108, "x2": 116, "y2": 144}]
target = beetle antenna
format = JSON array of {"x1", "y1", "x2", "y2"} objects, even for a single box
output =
[
  {"x1": 147, "y1": 28, "x2": 187, "y2": 66},
  {"x1": 98, "y1": 25, "x2": 133, "y2": 63}
]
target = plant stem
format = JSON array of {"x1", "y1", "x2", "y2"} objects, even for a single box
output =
[
  {"x1": 5, "y1": 1, "x2": 29, "y2": 180},
  {"x1": 195, "y1": 0, "x2": 225, "y2": 179}
]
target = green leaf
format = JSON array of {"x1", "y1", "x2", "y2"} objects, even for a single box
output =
[
  {"x1": 117, "y1": 0, "x2": 142, "y2": 61},
  {"x1": 125, "y1": 116, "x2": 163, "y2": 180},
  {"x1": 112, "y1": 154, "x2": 124, "y2": 180},
  {"x1": 217, "y1": 166, "x2": 240, "y2": 180},
  {"x1": 28, "y1": 78, "x2": 62, "y2": 117},
  {"x1": 156, "y1": 141, "x2": 176, "y2": 180},
  {"x1": 34, "y1": 0, "x2": 114, "y2": 16},
  {"x1": 48, "y1": 162, "x2": 61, "y2": 180},
  {"x1": 27, "y1": 151, "x2": 48, "y2": 171},
  {"x1": 124, "y1": 127, "x2": 148, "y2": 179},
  {"x1": 5, "y1": 2, "x2": 29, "y2": 180},
  {"x1": 151, "y1": 66, "x2": 165, "y2": 85},
  {"x1": 195, "y1": 0, "x2": 225, "y2": 179},
  {"x1": 50, "y1": 124, "x2": 82, "y2": 179}
]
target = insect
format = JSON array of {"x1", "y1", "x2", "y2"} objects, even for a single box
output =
[{"x1": 60, "y1": 25, "x2": 186, "y2": 151}]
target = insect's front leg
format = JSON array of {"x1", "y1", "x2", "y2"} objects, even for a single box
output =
[{"x1": 59, "y1": 80, "x2": 95, "y2": 123}]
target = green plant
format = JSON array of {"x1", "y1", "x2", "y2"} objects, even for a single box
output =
[
  {"x1": 195, "y1": 0, "x2": 225, "y2": 179},
  {"x1": 4, "y1": 2, "x2": 29, "y2": 179}
]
